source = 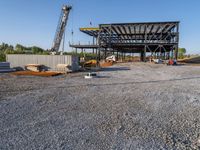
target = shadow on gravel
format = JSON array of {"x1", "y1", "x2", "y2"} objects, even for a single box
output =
[
  {"x1": 101, "y1": 67, "x2": 130, "y2": 72},
  {"x1": 97, "y1": 76, "x2": 110, "y2": 78},
  {"x1": 92, "y1": 76, "x2": 200, "y2": 87},
  {"x1": 1, "y1": 76, "x2": 200, "y2": 93}
]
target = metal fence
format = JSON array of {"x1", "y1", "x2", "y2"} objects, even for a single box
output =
[{"x1": 6, "y1": 54, "x2": 79, "y2": 71}]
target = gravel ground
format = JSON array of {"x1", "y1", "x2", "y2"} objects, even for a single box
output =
[{"x1": 0, "y1": 62, "x2": 200, "y2": 150}]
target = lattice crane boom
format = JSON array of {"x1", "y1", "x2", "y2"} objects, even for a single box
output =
[{"x1": 51, "y1": 5, "x2": 72, "y2": 52}]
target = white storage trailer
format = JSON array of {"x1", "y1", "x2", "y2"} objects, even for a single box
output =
[{"x1": 6, "y1": 54, "x2": 79, "y2": 72}]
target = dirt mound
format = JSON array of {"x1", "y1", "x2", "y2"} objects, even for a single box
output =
[
  {"x1": 11, "y1": 71, "x2": 62, "y2": 77},
  {"x1": 179, "y1": 56, "x2": 200, "y2": 63},
  {"x1": 100, "y1": 61, "x2": 113, "y2": 67}
]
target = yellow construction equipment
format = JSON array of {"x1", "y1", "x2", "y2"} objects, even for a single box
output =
[{"x1": 83, "y1": 60, "x2": 97, "y2": 68}]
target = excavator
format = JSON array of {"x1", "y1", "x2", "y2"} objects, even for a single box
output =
[{"x1": 51, "y1": 5, "x2": 72, "y2": 52}]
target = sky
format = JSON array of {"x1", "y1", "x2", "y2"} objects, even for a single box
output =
[{"x1": 0, "y1": 0, "x2": 199, "y2": 54}]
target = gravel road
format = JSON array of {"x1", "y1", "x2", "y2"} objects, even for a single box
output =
[{"x1": 0, "y1": 62, "x2": 200, "y2": 150}]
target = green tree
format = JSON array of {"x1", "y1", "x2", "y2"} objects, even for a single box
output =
[
  {"x1": 4, "y1": 47, "x2": 14, "y2": 54},
  {"x1": 15, "y1": 44, "x2": 24, "y2": 50},
  {"x1": 0, "y1": 43, "x2": 50, "y2": 60},
  {"x1": 0, "y1": 43, "x2": 10, "y2": 51},
  {"x1": 42, "y1": 51, "x2": 50, "y2": 55},
  {"x1": 0, "y1": 52, "x2": 6, "y2": 62},
  {"x1": 178, "y1": 48, "x2": 187, "y2": 59},
  {"x1": 31, "y1": 46, "x2": 44, "y2": 54},
  {"x1": 15, "y1": 44, "x2": 26, "y2": 53},
  {"x1": 0, "y1": 43, "x2": 14, "y2": 61}
]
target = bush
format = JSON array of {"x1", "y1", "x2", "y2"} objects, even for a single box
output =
[
  {"x1": 178, "y1": 48, "x2": 187, "y2": 59},
  {"x1": 32, "y1": 46, "x2": 44, "y2": 54},
  {"x1": 0, "y1": 52, "x2": 6, "y2": 62}
]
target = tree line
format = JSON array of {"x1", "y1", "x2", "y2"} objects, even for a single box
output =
[
  {"x1": 0, "y1": 42, "x2": 188, "y2": 62},
  {"x1": 0, "y1": 42, "x2": 98, "y2": 62},
  {"x1": 0, "y1": 43, "x2": 49, "y2": 62}
]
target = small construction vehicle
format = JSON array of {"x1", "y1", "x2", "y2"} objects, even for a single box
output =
[
  {"x1": 106, "y1": 55, "x2": 116, "y2": 62},
  {"x1": 167, "y1": 59, "x2": 177, "y2": 65}
]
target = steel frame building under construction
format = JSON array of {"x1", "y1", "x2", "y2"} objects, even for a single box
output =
[{"x1": 70, "y1": 21, "x2": 179, "y2": 61}]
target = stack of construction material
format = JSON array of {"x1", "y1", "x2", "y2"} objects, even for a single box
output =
[
  {"x1": 0, "y1": 62, "x2": 14, "y2": 73},
  {"x1": 25, "y1": 64, "x2": 43, "y2": 72},
  {"x1": 153, "y1": 59, "x2": 163, "y2": 64},
  {"x1": 56, "y1": 64, "x2": 72, "y2": 73}
]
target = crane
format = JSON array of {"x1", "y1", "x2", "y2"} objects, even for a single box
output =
[{"x1": 51, "y1": 5, "x2": 72, "y2": 52}]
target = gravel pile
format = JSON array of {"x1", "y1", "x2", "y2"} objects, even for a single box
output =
[{"x1": 0, "y1": 63, "x2": 200, "y2": 149}]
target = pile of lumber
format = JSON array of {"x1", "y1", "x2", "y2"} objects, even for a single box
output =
[
  {"x1": 25, "y1": 64, "x2": 44, "y2": 72},
  {"x1": 56, "y1": 64, "x2": 72, "y2": 73}
]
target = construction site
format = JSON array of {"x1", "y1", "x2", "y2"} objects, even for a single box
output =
[{"x1": 1, "y1": 2, "x2": 200, "y2": 150}]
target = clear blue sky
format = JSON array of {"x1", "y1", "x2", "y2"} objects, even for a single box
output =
[{"x1": 0, "y1": 0, "x2": 199, "y2": 54}]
